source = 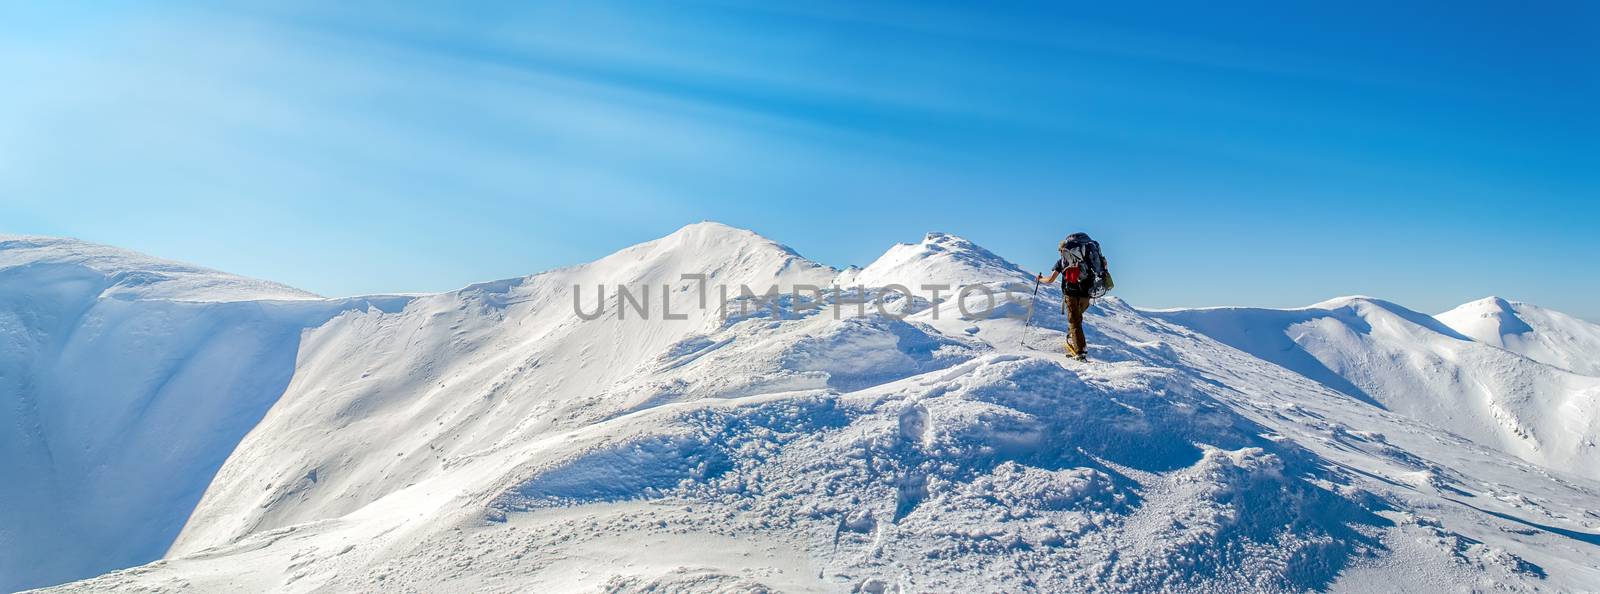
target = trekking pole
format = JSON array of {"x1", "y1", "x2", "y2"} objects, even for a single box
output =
[{"x1": 1021, "y1": 274, "x2": 1041, "y2": 349}]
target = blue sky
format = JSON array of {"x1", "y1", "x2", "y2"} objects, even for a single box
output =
[{"x1": 3, "y1": 1, "x2": 1596, "y2": 319}]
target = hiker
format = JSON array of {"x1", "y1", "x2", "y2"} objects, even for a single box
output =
[{"x1": 1037, "y1": 232, "x2": 1111, "y2": 361}]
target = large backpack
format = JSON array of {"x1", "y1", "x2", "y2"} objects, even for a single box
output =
[{"x1": 1059, "y1": 233, "x2": 1113, "y2": 298}]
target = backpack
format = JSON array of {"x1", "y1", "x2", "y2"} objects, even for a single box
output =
[{"x1": 1059, "y1": 233, "x2": 1113, "y2": 298}]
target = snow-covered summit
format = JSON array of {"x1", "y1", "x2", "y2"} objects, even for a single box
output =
[
  {"x1": 580, "y1": 221, "x2": 834, "y2": 289},
  {"x1": 1308, "y1": 295, "x2": 1477, "y2": 340},
  {"x1": 611, "y1": 221, "x2": 803, "y2": 263},
  {"x1": 840, "y1": 231, "x2": 1030, "y2": 292},
  {"x1": 654, "y1": 220, "x2": 805, "y2": 255},
  {"x1": 0, "y1": 234, "x2": 319, "y2": 302},
  {"x1": 1437, "y1": 296, "x2": 1600, "y2": 376}
]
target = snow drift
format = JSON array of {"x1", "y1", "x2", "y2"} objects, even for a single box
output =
[{"x1": 5, "y1": 225, "x2": 1599, "y2": 593}]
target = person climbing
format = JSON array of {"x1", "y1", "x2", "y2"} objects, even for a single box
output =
[{"x1": 1037, "y1": 232, "x2": 1112, "y2": 361}]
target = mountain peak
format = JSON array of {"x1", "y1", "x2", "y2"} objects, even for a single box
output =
[
  {"x1": 1437, "y1": 296, "x2": 1537, "y2": 346},
  {"x1": 1434, "y1": 296, "x2": 1600, "y2": 375},
  {"x1": 669, "y1": 220, "x2": 754, "y2": 239},
  {"x1": 1307, "y1": 295, "x2": 1387, "y2": 310},
  {"x1": 844, "y1": 231, "x2": 1028, "y2": 289},
  {"x1": 1464, "y1": 295, "x2": 1518, "y2": 312},
  {"x1": 1304, "y1": 295, "x2": 1475, "y2": 341},
  {"x1": 565, "y1": 221, "x2": 834, "y2": 292},
  {"x1": 650, "y1": 221, "x2": 801, "y2": 256}
]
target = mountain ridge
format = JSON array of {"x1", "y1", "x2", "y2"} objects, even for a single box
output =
[
  {"x1": 1146, "y1": 294, "x2": 1600, "y2": 481},
  {"x1": 5, "y1": 222, "x2": 1599, "y2": 593},
  {"x1": 0, "y1": 234, "x2": 320, "y2": 302}
]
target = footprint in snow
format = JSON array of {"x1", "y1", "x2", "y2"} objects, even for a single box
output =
[{"x1": 898, "y1": 403, "x2": 932, "y2": 447}]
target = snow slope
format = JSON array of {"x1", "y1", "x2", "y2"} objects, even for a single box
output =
[
  {"x1": 165, "y1": 221, "x2": 840, "y2": 553},
  {"x1": 0, "y1": 235, "x2": 409, "y2": 592},
  {"x1": 1146, "y1": 297, "x2": 1600, "y2": 482},
  {"x1": 12, "y1": 224, "x2": 1600, "y2": 593},
  {"x1": 1437, "y1": 296, "x2": 1600, "y2": 377},
  {"x1": 0, "y1": 235, "x2": 319, "y2": 302},
  {"x1": 836, "y1": 232, "x2": 1032, "y2": 293}
]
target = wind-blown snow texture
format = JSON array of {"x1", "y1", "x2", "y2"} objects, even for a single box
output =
[{"x1": 6, "y1": 224, "x2": 1600, "y2": 593}]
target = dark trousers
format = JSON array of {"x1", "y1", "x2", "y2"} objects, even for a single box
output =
[{"x1": 1066, "y1": 295, "x2": 1091, "y2": 355}]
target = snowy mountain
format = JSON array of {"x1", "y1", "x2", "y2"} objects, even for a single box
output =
[
  {"x1": 0, "y1": 235, "x2": 410, "y2": 592},
  {"x1": 7, "y1": 224, "x2": 1600, "y2": 593},
  {"x1": 1146, "y1": 297, "x2": 1600, "y2": 481},
  {"x1": 1437, "y1": 296, "x2": 1600, "y2": 377},
  {"x1": 836, "y1": 231, "x2": 1032, "y2": 292}
]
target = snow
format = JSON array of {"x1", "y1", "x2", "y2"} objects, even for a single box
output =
[
  {"x1": 837, "y1": 232, "x2": 1032, "y2": 294},
  {"x1": 0, "y1": 237, "x2": 409, "y2": 592},
  {"x1": 7, "y1": 223, "x2": 1600, "y2": 593},
  {"x1": 1146, "y1": 297, "x2": 1600, "y2": 481},
  {"x1": 0, "y1": 235, "x2": 319, "y2": 302},
  {"x1": 1437, "y1": 296, "x2": 1600, "y2": 376}
]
